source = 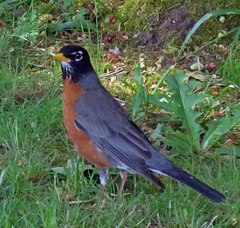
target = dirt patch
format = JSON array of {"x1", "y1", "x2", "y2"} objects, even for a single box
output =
[{"x1": 140, "y1": 5, "x2": 195, "y2": 50}]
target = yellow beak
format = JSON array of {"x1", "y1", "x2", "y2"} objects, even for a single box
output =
[{"x1": 53, "y1": 53, "x2": 71, "y2": 62}]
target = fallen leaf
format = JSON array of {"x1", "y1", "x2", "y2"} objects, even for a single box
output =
[
  {"x1": 190, "y1": 62, "x2": 204, "y2": 71},
  {"x1": 186, "y1": 70, "x2": 211, "y2": 82},
  {"x1": 105, "y1": 15, "x2": 116, "y2": 25},
  {"x1": 59, "y1": 31, "x2": 69, "y2": 38},
  {"x1": 115, "y1": 32, "x2": 128, "y2": 42},
  {"x1": 223, "y1": 139, "x2": 234, "y2": 146},
  {"x1": 0, "y1": 20, "x2": 5, "y2": 26},
  {"x1": 211, "y1": 86, "x2": 220, "y2": 92},
  {"x1": 104, "y1": 52, "x2": 120, "y2": 63},
  {"x1": 231, "y1": 218, "x2": 238, "y2": 226},
  {"x1": 109, "y1": 46, "x2": 120, "y2": 55},
  {"x1": 185, "y1": 55, "x2": 193, "y2": 62},
  {"x1": 205, "y1": 62, "x2": 216, "y2": 72},
  {"x1": 213, "y1": 112, "x2": 225, "y2": 118},
  {"x1": 103, "y1": 36, "x2": 113, "y2": 44}
]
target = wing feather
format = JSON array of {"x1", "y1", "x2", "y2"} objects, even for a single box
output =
[{"x1": 74, "y1": 86, "x2": 154, "y2": 170}]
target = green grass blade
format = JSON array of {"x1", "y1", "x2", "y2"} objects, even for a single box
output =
[
  {"x1": 179, "y1": 9, "x2": 240, "y2": 56},
  {"x1": 229, "y1": 26, "x2": 240, "y2": 54},
  {"x1": 134, "y1": 62, "x2": 141, "y2": 91},
  {"x1": 0, "y1": 166, "x2": 9, "y2": 186},
  {"x1": 178, "y1": 27, "x2": 239, "y2": 61},
  {"x1": 152, "y1": 64, "x2": 176, "y2": 94}
]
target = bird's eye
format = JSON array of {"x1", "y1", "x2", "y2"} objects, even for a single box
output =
[{"x1": 75, "y1": 51, "x2": 83, "y2": 62}]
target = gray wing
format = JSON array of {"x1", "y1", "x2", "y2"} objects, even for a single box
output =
[
  {"x1": 74, "y1": 86, "x2": 165, "y2": 187},
  {"x1": 74, "y1": 86, "x2": 225, "y2": 201}
]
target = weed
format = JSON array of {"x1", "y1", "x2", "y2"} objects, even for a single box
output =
[
  {"x1": 179, "y1": 9, "x2": 240, "y2": 56},
  {"x1": 0, "y1": 3, "x2": 239, "y2": 227},
  {"x1": 219, "y1": 42, "x2": 240, "y2": 86},
  {"x1": 149, "y1": 71, "x2": 240, "y2": 153},
  {"x1": 178, "y1": 9, "x2": 240, "y2": 86},
  {"x1": 129, "y1": 68, "x2": 240, "y2": 153}
]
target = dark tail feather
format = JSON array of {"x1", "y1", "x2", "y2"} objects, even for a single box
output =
[
  {"x1": 142, "y1": 170, "x2": 165, "y2": 189},
  {"x1": 163, "y1": 166, "x2": 225, "y2": 202},
  {"x1": 147, "y1": 155, "x2": 225, "y2": 202}
]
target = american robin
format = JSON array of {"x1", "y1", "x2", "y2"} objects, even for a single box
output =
[{"x1": 53, "y1": 45, "x2": 225, "y2": 202}]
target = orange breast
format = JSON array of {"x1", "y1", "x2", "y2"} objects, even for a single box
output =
[{"x1": 62, "y1": 77, "x2": 112, "y2": 168}]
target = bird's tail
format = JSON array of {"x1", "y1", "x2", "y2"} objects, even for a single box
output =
[{"x1": 147, "y1": 154, "x2": 225, "y2": 202}]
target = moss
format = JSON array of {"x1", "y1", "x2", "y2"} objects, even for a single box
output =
[
  {"x1": 118, "y1": 0, "x2": 176, "y2": 31},
  {"x1": 187, "y1": 0, "x2": 240, "y2": 43},
  {"x1": 117, "y1": 0, "x2": 240, "y2": 46}
]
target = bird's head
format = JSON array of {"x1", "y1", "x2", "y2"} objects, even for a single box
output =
[{"x1": 54, "y1": 45, "x2": 94, "y2": 82}]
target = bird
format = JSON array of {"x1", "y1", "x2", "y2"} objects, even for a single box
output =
[{"x1": 53, "y1": 45, "x2": 225, "y2": 203}]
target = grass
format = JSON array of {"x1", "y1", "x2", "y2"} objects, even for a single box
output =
[
  {"x1": 0, "y1": 50, "x2": 239, "y2": 228},
  {"x1": 219, "y1": 44, "x2": 240, "y2": 87},
  {"x1": 1, "y1": 1, "x2": 240, "y2": 226}
]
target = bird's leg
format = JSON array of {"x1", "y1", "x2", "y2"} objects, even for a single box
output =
[
  {"x1": 98, "y1": 167, "x2": 109, "y2": 199},
  {"x1": 119, "y1": 170, "x2": 128, "y2": 195},
  {"x1": 119, "y1": 170, "x2": 128, "y2": 197},
  {"x1": 116, "y1": 170, "x2": 128, "y2": 205},
  {"x1": 92, "y1": 168, "x2": 108, "y2": 209}
]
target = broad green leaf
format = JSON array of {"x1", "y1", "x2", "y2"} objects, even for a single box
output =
[
  {"x1": 165, "y1": 71, "x2": 205, "y2": 152},
  {"x1": 202, "y1": 105, "x2": 240, "y2": 150},
  {"x1": 63, "y1": 0, "x2": 74, "y2": 8},
  {"x1": 133, "y1": 111, "x2": 145, "y2": 121},
  {"x1": 215, "y1": 146, "x2": 240, "y2": 156},
  {"x1": 51, "y1": 167, "x2": 67, "y2": 176},
  {"x1": 131, "y1": 93, "x2": 142, "y2": 118},
  {"x1": 134, "y1": 62, "x2": 143, "y2": 93},
  {"x1": 148, "y1": 93, "x2": 166, "y2": 107},
  {"x1": 161, "y1": 132, "x2": 193, "y2": 154},
  {"x1": 131, "y1": 62, "x2": 148, "y2": 119},
  {"x1": 150, "y1": 123, "x2": 164, "y2": 141},
  {"x1": 13, "y1": 11, "x2": 39, "y2": 42}
]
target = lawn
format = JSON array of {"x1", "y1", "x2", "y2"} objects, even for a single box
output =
[
  {"x1": 0, "y1": 1, "x2": 240, "y2": 227},
  {"x1": 0, "y1": 47, "x2": 239, "y2": 227}
]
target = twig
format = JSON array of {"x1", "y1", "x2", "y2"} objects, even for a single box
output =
[
  {"x1": 69, "y1": 199, "x2": 93, "y2": 205},
  {"x1": 100, "y1": 67, "x2": 126, "y2": 77}
]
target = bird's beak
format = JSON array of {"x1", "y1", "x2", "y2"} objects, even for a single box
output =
[{"x1": 53, "y1": 53, "x2": 71, "y2": 62}]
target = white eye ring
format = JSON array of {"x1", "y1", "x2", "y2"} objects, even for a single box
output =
[{"x1": 75, "y1": 51, "x2": 83, "y2": 62}]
